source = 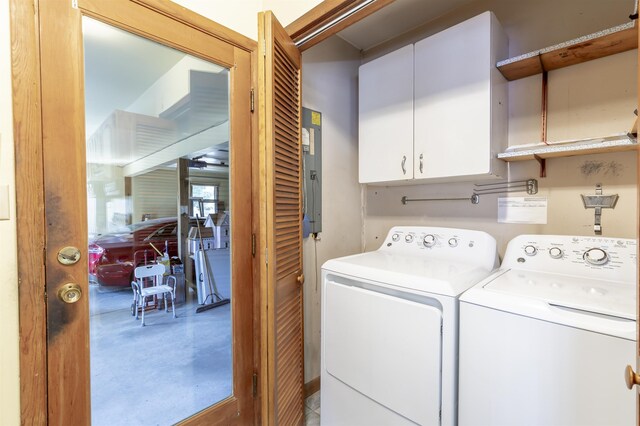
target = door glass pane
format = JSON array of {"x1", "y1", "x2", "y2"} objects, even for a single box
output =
[{"x1": 83, "y1": 17, "x2": 232, "y2": 425}]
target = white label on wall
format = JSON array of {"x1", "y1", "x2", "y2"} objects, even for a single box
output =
[{"x1": 498, "y1": 197, "x2": 547, "y2": 224}]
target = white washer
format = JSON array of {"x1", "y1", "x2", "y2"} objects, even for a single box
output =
[
  {"x1": 321, "y1": 226, "x2": 499, "y2": 426},
  {"x1": 459, "y1": 234, "x2": 637, "y2": 426}
]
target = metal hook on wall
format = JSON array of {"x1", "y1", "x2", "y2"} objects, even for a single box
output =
[{"x1": 473, "y1": 179, "x2": 538, "y2": 196}]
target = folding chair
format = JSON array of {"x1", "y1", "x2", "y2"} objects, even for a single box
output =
[{"x1": 130, "y1": 264, "x2": 176, "y2": 326}]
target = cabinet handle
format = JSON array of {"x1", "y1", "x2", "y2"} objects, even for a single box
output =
[
  {"x1": 419, "y1": 153, "x2": 424, "y2": 174},
  {"x1": 401, "y1": 156, "x2": 407, "y2": 175}
]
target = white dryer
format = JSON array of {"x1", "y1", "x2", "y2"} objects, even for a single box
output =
[
  {"x1": 459, "y1": 234, "x2": 637, "y2": 426},
  {"x1": 321, "y1": 226, "x2": 499, "y2": 426}
]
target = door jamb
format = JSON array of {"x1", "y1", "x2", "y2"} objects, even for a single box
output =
[{"x1": 10, "y1": 0, "x2": 47, "y2": 422}]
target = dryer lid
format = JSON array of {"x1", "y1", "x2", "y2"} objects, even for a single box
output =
[
  {"x1": 483, "y1": 269, "x2": 636, "y2": 320},
  {"x1": 322, "y1": 251, "x2": 495, "y2": 297}
]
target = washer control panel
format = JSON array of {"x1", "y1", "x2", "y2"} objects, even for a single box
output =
[
  {"x1": 503, "y1": 234, "x2": 636, "y2": 281},
  {"x1": 381, "y1": 226, "x2": 499, "y2": 271}
]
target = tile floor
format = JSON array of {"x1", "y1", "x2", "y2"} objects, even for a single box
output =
[{"x1": 304, "y1": 391, "x2": 321, "y2": 425}]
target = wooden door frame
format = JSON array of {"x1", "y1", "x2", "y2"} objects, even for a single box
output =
[
  {"x1": 10, "y1": 0, "x2": 259, "y2": 424},
  {"x1": 636, "y1": 5, "x2": 640, "y2": 422}
]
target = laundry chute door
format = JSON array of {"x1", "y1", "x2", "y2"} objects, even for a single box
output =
[{"x1": 258, "y1": 11, "x2": 305, "y2": 426}]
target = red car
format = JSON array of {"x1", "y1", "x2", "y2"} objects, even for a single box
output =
[{"x1": 88, "y1": 217, "x2": 180, "y2": 286}]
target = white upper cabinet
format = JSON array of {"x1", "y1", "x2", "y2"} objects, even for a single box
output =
[
  {"x1": 414, "y1": 12, "x2": 508, "y2": 181},
  {"x1": 358, "y1": 12, "x2": 508, "y2": 185},
  {"x1": 359, "y1": 45, "x2": 414, "y2": 183}
]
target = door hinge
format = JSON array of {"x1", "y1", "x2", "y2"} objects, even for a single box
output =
[
  {"x1": 71, "y1": 0, "x2": 78, "y2": 8},
  {"x1": 252, "y1": 373, "x2": 258, "y2": 397},
  {"x1": 251, "y1": 233, "x2": 256, "y2": 257},
  {"x1": 250, "y1": 88, "x2": 255, "y2": 113},
  {"x1": 262, "y1": 39, "x2": 266, "y2": 57}
]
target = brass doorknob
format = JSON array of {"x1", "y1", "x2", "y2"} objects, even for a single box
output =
[
  {"x1": 625, "y1": 365, "x2": 640, "y2": 389},
  {"x1": 58, "y1": 283, "x2": 82, "y2": 304},
  {"x1": 297, "y1": 274, "x2": 305, "y2": 285}
]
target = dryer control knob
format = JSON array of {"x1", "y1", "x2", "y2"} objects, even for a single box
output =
[
  {"x1": 392, "y1": 233, "x2": 400, "y2": 242},
  {"x1": 524, "y1": 245, "x2": 537, "y2": 256},
  {"x1": 448, "y1": 238, "x2": 458, "y2": 247},
  {"x1": 423, "y1": 234, "x2": 436, "y2": 247},
  {"x1": 405, "y1": 234, "x2": 414, "y2": 243},
  {"x1": 584, "y1": 248, "x2": 608, "y2": 265},
  {"x1": 548, "y1": 247, "x2": 563, "y2": 259}
]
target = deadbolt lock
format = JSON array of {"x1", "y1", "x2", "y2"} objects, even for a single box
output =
[
  {"x1": 57, "y1": 246, "x2": 81, "y2": 265},
  {"x1": 58, "y1": 283, "x2": 82, "y2": 304}
]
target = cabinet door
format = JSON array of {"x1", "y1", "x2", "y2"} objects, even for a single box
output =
[
  {"x1": 414, "y1": 12, "x2": 500, "y2": 180},
  {"x1": 359, "y1": 45, "x2": 414, "y2": 183}
]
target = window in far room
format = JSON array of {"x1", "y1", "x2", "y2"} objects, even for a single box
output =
[{"x1": 190, "y1": 184, "x2": 219, "y2": 218}]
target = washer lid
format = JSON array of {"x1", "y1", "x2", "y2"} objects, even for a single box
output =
[
  {"x1": 483, "y1": 269, "x2": 635, "y2": 320},
  {"x1": 322, "y1": 251, "x2": 495, "y2": 297}
]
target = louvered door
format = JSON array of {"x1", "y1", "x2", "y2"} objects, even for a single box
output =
[{"x1": 258, "y1": 11, "x2": 305, "y2": 426}]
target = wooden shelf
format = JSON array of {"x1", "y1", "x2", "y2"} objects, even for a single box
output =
[
  {"x1": 497, "y1": 21, "x2": 638, "y2": 81},
  {"x1": 498, "y1": 133, "x2": 637, "y2": 178},
  {"x1": 498, "y1": 133, "x2": 637, "y2": 162}
]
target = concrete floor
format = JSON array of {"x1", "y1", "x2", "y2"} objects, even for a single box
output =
[{"x1": 90, "y1": 250, "x2": 232, "y2": 426}]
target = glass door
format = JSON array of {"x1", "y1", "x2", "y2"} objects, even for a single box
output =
[
  {"x1": 83, "y1": 18, "x2": 235, "y2": 425},
  {"x1": 35, "y1": 1, "x2": 255, "y2": 424}
]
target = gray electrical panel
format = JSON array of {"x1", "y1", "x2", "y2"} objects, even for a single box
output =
[{"x1": 302, "y1": 107, "x2": 322, "y2": 236}]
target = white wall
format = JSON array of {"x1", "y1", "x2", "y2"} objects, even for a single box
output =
[
  {"x1": 301, "y1": 36, "x2": 363, "y2": 381},
  {"x1": 361, "y1": 1, "x2": 637, "y2": 257},
  {"x1": 172, "y1": 0, "x2": 322, "y2": 40},
  {"x1": 0, "y1": 0, "x2": 21, "y2": 423}
]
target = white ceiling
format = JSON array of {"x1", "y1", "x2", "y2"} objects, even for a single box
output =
[{"x1": 337, "y1": 0, "x2": 476, "y2": 51}]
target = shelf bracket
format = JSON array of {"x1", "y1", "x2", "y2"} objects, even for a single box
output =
[
  {"x1": 533, "y1": 154, "x2": 546, "y2": 177},
  {"x1": 541, "y1": 70, "x2": 548, "y2": 144}
]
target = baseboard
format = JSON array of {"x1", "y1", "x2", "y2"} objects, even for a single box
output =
[{"x1": 304, "y1": 376, "x2": 320, "y2": 398}]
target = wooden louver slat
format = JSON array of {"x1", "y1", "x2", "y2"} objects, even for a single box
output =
[
  {"x1": 273, "y1": 63, "x2": 299, "y2": 95},
  {"x1": 275, "y1": 289, "x2": 303, "y2": 421}
]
